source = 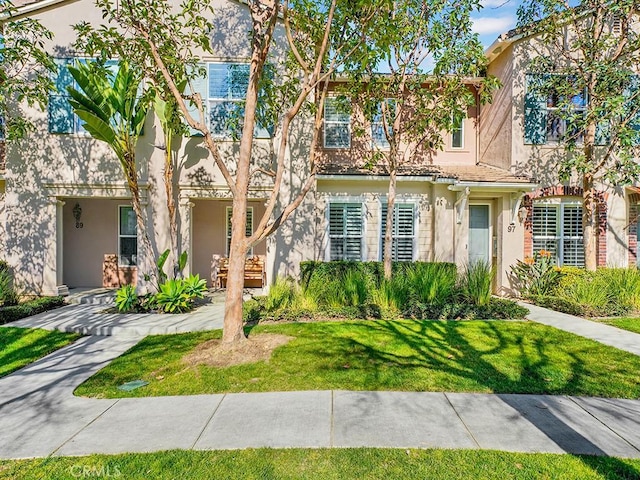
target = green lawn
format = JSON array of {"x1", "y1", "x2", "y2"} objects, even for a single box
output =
[
  {"x1": 76, "y1": 319, "x2": 640, "y2": 399},
  {"x1": 2, "y1": 448, "x2": 640, "y2": 480},
  {"x1": 594, "y1": 317, "x2": 640, "y2": 335},
  {"x1": 0, "y1": 327, "x2": 80, "y2": 378}
]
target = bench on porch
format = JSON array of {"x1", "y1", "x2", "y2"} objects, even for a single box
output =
[{"x1": 212, "y1": 255, "x2": 266, "y2": 288}]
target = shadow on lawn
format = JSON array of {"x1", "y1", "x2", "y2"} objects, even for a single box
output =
[{"x1": 326, "y1": 320, "x2": 640, "y2": 474}]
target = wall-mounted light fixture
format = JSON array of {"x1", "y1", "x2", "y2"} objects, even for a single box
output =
[{"x1": 73, "y1": 202, "x2": 84, "y2": 229}]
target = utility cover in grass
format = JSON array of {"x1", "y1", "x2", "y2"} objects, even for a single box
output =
[{"x1": 117, "y1": 380, "x2": 148, "y2": 391}]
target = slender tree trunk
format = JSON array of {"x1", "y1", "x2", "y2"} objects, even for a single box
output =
[
  {"x1": 223, "y1": 193, "x2": 249, "y2": 343},
  {"x1": 383, "y1": 164, "x2": 397, "y2": 280},
  {"x1": 127, "y1": 177, "x2": 157, "y2": 288},
  {"x1": 583, "y1": 173, "x2": 597, "y2": 271},
  {"x1": 583, "y1": 117, "x2": 598, "y2": 271},
  {"x1": 163, "y1": 134, "x2": 179, "y2": 278}
]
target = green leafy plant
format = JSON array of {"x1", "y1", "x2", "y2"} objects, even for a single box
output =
[
  {"x1": 154, "y1": 279, "x2": 191, "y2": 313},
  {"x1": 0, "y1": 260, "x2": 18, "y2": 307},
  {"x1": 115, "y1": 284, "x2": 139, "y2": 313},
  {"x1": 0, "y1": 297, "x2": 65, "y2": 325},
  {"x1": 460, "y1": 261, "x2": 494, "y2": 307},
  {"x1": 407, "y1": 262, "x2": 457, "y2": 305},
  {"x1": 510, "y1": 250, "x2": 562, "y2": 296},
  {"x1": 183, "y1": 274, "x2": 207, "y2": 300}
]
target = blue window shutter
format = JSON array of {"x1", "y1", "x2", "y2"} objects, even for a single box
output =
[
  {"x1": 187, "y1": 63, "x2": 208, "y2": 137},
  {"x1": 48, "y1": 58, "x2": 74, "y2": 134},
  {"x1": 524, "y1": 74, "x2": 547, "y2": 145}
]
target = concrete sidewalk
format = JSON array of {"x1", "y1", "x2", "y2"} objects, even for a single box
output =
[
  {"x1": 523, "y1": 302, "x2": 640, "y2": 356},
  {"x1": 2, "y1": 300, "x2": 640, "y2": 459},
  {"x1": 0, "y1": 334, "x2": 640, "y2": 460}
]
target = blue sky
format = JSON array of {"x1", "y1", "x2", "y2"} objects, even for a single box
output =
[{"x1": 472, "y1": 0, "x2": 522, "y2": 48}]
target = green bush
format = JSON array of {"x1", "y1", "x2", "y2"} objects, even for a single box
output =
[
  {"x1": 510, "y1": 251, "x2": 563, "y2": 296},
  {"x1": 406, "y1": 262, "x2": 457, "y2": 305},
  {"x1": 115, "y1": 284, "x2": 140, "y2": 313},
  {"x1": 0, "y1": 296, "x2": 66, "y2": 325},
  {"x1": 527, "y1": 295, "x2": 586, "y2": 317},
  {"x1": 0, "y1": 260, "x2": 18, "y2": 307},
  {"x1": 460, "y1": 261, "x2": 494, "y2": 307}
]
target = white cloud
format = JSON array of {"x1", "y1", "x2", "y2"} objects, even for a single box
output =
[{"x1": 472, "y1": 15, "x2": 516, "y2": 35}]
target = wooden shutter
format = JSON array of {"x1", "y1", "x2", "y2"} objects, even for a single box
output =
[
  {"x1": 381, "y1": 203, "x2": 414, "y2": 262},
  {"x1": 329, "y1": 203, "x2": 362, "y2": 261},
  {"x1": 532, "y1": 204, "x2": 558, "y2": 260},
  {"x1": 562, "y1": 205, "x2": 584, "y2": 266},
  {"x1": 524, "y1": 74, "x2": 547, "y2": 145},
  {"x1": 48, "y1": 58, "x2": 75, "y2": 134}
]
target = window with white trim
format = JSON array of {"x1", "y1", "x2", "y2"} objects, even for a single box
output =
[
  {"x1": 324, "y1": 97, "x2": 351, "y2": 148},
  {"x1": 49, "y1": 58, "x2": 119, "y2": 135},
  {"x1": 371, "y1": 99, "x2": 394, "y2": 149},
  {"x1": 380, "y1": 203, "x2": 415, "y2": 262},
  {"x1": 451, "y1": 114, "x2": 464, "y2": 149},
  {"x1": 118, "y1": 206, "x2": 137, "y2": 266},
  {"x1": 226, "y1": 207, "x2": 253, "y2": 256},
  {"x1": 328, "y1": 203, "x2": 363, "y2": 261},
  {"x1": 208, "y1": 63, "x2": 250, "y2": 138},
  {"x1": 532, "y1": 201, "x2": 584, "y2": 266}
]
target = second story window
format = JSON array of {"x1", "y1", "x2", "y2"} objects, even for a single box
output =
[
  {"x1": 524, "y1": 74, "x2": 592, "y2": 145},
  {"x1": 324, "y1": 97, "x2": 351, "y2": 149},
  {"x1": 208, "y1": 63, "x2": 249, "y2": 138},
  {"x1": 371, "y1": 99, "x2": 395, "y2": 149},
  {"x1": 49, "y1": 58, "x2": 118, "y2": 135},
  {"x1": 451, "y1": 114, "x2": 464, "y2": 149}
]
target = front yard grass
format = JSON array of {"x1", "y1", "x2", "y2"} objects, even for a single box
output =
[
  {"x1": 75, "y1": 319, "x2": 640, "y2": 399},
  {"x1": 2, "y1": 448, "x2": 639, "y2": 480},
  {"x1": 0, "y1": 327, "x2": 80, "y2": 378},
  {"x1": 594, "y1": 317, "x2": 640, "y2": 335}
]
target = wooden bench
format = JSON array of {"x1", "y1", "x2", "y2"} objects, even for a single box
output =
[{"x1": 214, "y1": 255, "x2": 266, "y2": 288}]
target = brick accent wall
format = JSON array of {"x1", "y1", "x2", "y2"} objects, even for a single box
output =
[
  {"x1": 0, "y1": 141, "x2": 5, "y2": 172},
  {"x1": 523, "y1": 186, "x2": 608, "y2": 266}
]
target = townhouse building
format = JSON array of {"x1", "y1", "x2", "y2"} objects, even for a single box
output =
[{"x1": 0, "y1": 0, "x2": 636, "y2": 297}]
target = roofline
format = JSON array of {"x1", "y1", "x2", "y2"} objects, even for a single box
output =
[{"x1": 316, "y1": 174, "x2": 536, "y2": 189}]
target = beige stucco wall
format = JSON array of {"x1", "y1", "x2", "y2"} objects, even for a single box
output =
[
  {"x1": 191, "y1": 199, "x2": 267, "y2": 286},
  {"x1": 4, "y1": 0, "x2": 299, "y2": 293},
  {"x1": 0, "y1": 179, "x2": 5, "y2": 260},
  {"x1": 62, "y1": 198, "x2": 130, "y2": 287},
  {"x1": 480, "y1": 45, "x2": 514, "y2": 171}
]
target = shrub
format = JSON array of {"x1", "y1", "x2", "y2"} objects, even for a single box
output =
[
  {"x1": 460, "y1": 261, "x2": 494, "y2": 307},
  {"x1": 0, "y1": 260, "x2": 18, "y2": 307},
  {"x1": 183, "y1": 274, "x2": 207, "y2": 300},
  {"x1": 597, "y1": 268, "x2": 640, "y2": 313},
  {"x1": 154, "y1": 279, "x2": 192, "y2": 313},
  {"x1": 264, "y1": 277, "x2": 299, "y2": 311},
  {"x1": 115, "y1": 284, "x2": 139, "y2": 313},
  {"x1": 372, "y1": 275, "x2": 411, "y2": 316},
  {"x1": 406, "y1": 262, "x2": 457, "y2": 305},
  {"x1": 527, "y1": 295, "x2": 586, "y2": 317},
  {"x1": 406, "y1": 298, "x2": 528, "y2": 320},
  {"x1": 0, "y1": 296, "x2": 66, "y2": 325},
  {"x1": 510, "y1": 250, "x2": 562, "y2": 296}
]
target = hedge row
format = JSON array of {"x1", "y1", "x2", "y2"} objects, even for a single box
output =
[{"x1": 0, "y1": 296, "x2": 66, "y2": 325}]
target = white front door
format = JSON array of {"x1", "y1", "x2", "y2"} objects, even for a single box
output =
[{"x1": 469, "y1": 204, "x2": 490, "y2": 264}]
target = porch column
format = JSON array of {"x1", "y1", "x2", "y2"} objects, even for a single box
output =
[
  {"x1": 178, "y1": 196, "x2": 194, "y2": 276},
  {"x1": 47, "y1": 197, "x2": 69, "y2": 296}
]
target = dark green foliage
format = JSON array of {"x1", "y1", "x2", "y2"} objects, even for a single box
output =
[
  {"x1": 115, "y1": 274, "x2": 207, "y2": 314},
  {"x1": 0, "y1": 297, "x2": 66, "y2": 325},
  {"x1": 524, "y1": 267, "x2": 640, "y2": 317},
  {"x1": 115, "y1": 284, "x2": 140, "y2": 313},
  {"x1": 260, "y1": 261, "x2": 524, "y2": 321},
  {"x1": 0, "y1": 260, "x2": 18, "y2": 307},
  {"x1": 510, "y1": 251, "x2": 563, "y2": 296}
]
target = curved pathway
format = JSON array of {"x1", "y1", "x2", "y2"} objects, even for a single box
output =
[{"x1": 1, "y1": 302, "x2": 640, "y2": 459}]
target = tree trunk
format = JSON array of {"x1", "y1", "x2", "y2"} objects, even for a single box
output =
[
  {"x1": 383, "y1": 167, "x2": 397, "y2": 280},
  {"x1": 128, "y1": 177, "x2": 157, "y2": 288},
  {"x1": 163, "y1": 134, "x2": 180, "y2": 278},
  {"x1": 223, "y1": 193, "x2": 249, "y2": 343},
  {"x1": 583, "y1": 173, "x2": 598, "y2": 271}
]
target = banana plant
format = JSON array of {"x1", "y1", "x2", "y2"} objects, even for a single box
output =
[{"x1": 67, "y1": 60, "x2": 157, "y2": 286}]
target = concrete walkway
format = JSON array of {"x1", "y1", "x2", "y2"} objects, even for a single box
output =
[
  {"x1": 523, "y1": 302, "x2": 640, "y2": 356},
  {"x1": 1, "y1": 301, "x2": 640, "y2": 459}
]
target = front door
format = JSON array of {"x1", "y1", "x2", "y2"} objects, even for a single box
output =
[{"x1": 469, "y1": 204, "x2": 490, "y2": 265}]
